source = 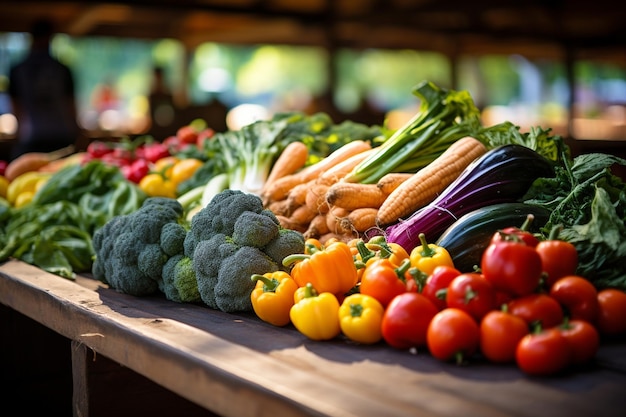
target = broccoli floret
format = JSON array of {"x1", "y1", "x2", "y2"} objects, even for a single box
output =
[
  {"x1": 142, "y1": 196, "x2": 184, "y2": 217},
  {"x1": 160, "y1": 222, "x2": 187, "y2": 256},
  {"x1": 131, "y1": 203, "x2": 183, "y2": 244},
  {"x1": 190, "y1": 190, "x2": 264, "y2": 240},
  {"x1": 214, "y1": 246, "x2": 279, "y2": 313},
  {"x1": 161, "y1": 255, "x2": 201, "y2": 303},
  {"x1": 105, "y1": 232, "x2": 158, "y2": 295},
  {"x1": 231, "y1": 210, "x2": 280, "y2": 248},
  {"x1": 92, "y1": 215, "x2": 131, "y2": 281},
  {"x1": 138, "y1": 243, "x2": 168, "y2": 280},
  {"x1": 184, "y1": 190, "x2": 264, "y2": 258},
  {"x1": 193, "y1": 233, "x2": 238, "y2": 309},
  {"x1": 91, "y1": 197, "x2": 188, "y2": 296},
  {"x1": 263, "y1": 228, "x2": 305, "y2": 268}
]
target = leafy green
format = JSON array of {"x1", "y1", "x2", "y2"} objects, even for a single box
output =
[
  {"x1": 523, "y1": 152, "x2": 626, "y2": 289},
  {"x1": 478, "y1": 122, "x2": 569, "y2": 164},
  {"x1": 0, "y1": 201, "x2": 95, "y2": 279},
  {"x1": 0, "y1": 160, "x2": 147, "y2": 279}
]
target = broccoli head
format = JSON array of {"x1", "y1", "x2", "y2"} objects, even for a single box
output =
[
  {"x1": 105, "y1": 231, "x2": 159, "y2": 295},
  {"x1": 180, "y1": 189, "x2": 307, "y2": 312},
  {"x1": 263, "y1": 228, "x2": 305, "y2": 268},
  {"x1": 231, "y1": 210, "x2": 280, "y2": 248},
  {"x1": 214, "y1": 245, "x2": 279, "y2": 313},
  {"x1": 92, "y1": 215, "x2": 130, "y2": 281},
  {"x1": 138, "y1": 243, "x2": 169, "y2": 280},
  {"x1": 193, "y1": 233, "x2": 238, "y2": 309},
  {"x1": 188, "y1": 190, "x2": 264, "y2": 244},
  {"x1": 160, "y1": 222, "x2": 187, "y2": 256},
  {"x1": 160, "y1": 254, "x2": 201, "y2": 303},
  {"x1": 91, "y1": 197, "x2": 188, "y2": 296}
]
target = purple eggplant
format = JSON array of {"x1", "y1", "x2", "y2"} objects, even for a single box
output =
[{"x1": 384, "y1": 144, "x2": 555, "y2": 253}]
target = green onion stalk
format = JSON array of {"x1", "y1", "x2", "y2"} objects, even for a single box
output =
[{"x1": 343, "y1": 80, "x2": 483, "y2": 184}]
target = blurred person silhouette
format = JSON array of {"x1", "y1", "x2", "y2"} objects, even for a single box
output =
[
  {"x1": 8, "y1": 18, "x2": 80, "y2": 160},
  {"x1": 148, "y1": 66, "x2": 177, "y2": 139}
]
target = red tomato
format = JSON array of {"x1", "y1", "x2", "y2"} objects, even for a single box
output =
[
  {"x1": 549, "y1": 276, "x2": 598, "y2": 323},
  {"x1": 490, "y1": 215, "x2": 540, "y2": 247},
  {"x1": 559, "y1": 320, "x2": 600, "y2": 365},
  {"x1": 596, "y1": 289, "x2": 626, "y2": 335},
  {"x1": 381, "y1": 292, "x2": 438, "y2": 350},
  {"x1": 536, "y1": 239, "x2": 579, "y2": 288},
  {"x1": 427, "y1": 308, "x2": 480, "y2": 364},
  {"x1": 421, "y1": 265, "x2": 461, "y2": 310},
  {"x1": 481, "y1": 241, "x2": 543, "y2": 297},
  {"x1": 480, "y1": 309, "x2": 529, "y2": 363},
  {"x1": 360, "y1": 259, "x2": 408, "y2": 308},
  {"x1": 445, "y1": 273, "x2": 497, "y2": 322},
  {"x1": 516, "y1": 328, "x2": 572, "y2": 375},
  {"x1": 508, "y1": 294, "x2": 564, "y2": 329},
  {"x1": 177, "y1": 125, "x2": 198, "y2": 144}
]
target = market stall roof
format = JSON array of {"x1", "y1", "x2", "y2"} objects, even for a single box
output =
[{"x1": 1, "y1": 0, "x2": 625, "y2": 65}]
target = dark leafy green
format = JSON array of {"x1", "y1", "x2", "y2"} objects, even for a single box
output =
[
  {"x1": 523, "y1": 152, "x2": 626, "y2": 289},
  {"x1": 0, "y1": 160, "x2": 147, "y2": 279}
]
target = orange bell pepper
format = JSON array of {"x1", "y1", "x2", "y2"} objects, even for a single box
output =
[
  {"x1": 250, "y1": 272, "x2": 298, "y2": 327},
  {"x1": 283, "y1": 240, "x2": 358, "y2": 297}
]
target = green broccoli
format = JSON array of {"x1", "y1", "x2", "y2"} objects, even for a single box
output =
[
  {"x1": 91, "y1": 197, "x2": 188, "y2": 296},
  {"x1": 160, "y1": 254, "x2": 201, "y2": 303},
  {"x1": 214, "y1": 246, "x2": 279, "y2": 312},
  {"x1": 160, "y1": 222, "x2": 187, "y2": 256},
  {"x1": 187, "y1": 189, "x2": 305, "y2": 313},
  {"x1": 106, "y1": 231, "x2": 159, "y2": 295},
  {"x1": 193, "y1": 233, "x2": 238, "y2": 309},
  {"x1": 231, "y1": 210, "x2": 280, "y2": 248},
  {"x1": 92, "y1": 215, "x2": 129, "y2": 282},
  {"x1": 184, "y1": 190, "x2": 264, "y2": 256},
  {"x1": 263, "y1": 228, "x2": 305, "y2": 266},
  {"x1": 138, "y1": 243, "x2": 169, "y2": 280}
]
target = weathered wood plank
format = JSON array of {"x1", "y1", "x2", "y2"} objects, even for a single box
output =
[{"x1": 2, "y1": 259, "x2": 626, "y2": 417}]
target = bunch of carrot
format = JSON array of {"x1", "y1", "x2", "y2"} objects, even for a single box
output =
[{"x1": 260, "y1": 136, "x2": 488, "y2": 243}]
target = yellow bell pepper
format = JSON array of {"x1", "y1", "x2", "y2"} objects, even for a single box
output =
[
  {"x1": 283, "y1": 240, "x2": 358, "y2": 297},
  {"x1": 409, "y1": 232, "x2": 454, "y2": 275},
  {"x1": 290, "y1": 283, "x2": 341, "y2": 341},
  {"x1": 338, "y1": 293, "x2": 384, "y2": 345},
  {"x1": 250, "y1": 272, "x2": 298, "y2": 327},
  {"x1": 139, "y1": 172, "x2": 177, "y2": 198}
]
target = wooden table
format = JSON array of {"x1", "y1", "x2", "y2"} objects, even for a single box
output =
[{"x1": 1, "y1": 259, "x2": 625, "y2": 417}]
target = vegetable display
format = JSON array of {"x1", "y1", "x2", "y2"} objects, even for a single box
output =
[{"x1": 1, "y1": 79, "x2": 625, "y2": 379}]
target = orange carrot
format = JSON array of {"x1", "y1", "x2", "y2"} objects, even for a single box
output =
[
  {"x1": 317, "y1": 148, "x2": 376, "y2": 185},
  {"x1": 305, "y1": 182, "x2": 330, "y2": 214},
  {"x1": 325, "y1": 182, "x2": 387, "y2": 210},
  {"x1": 340, "y1": 207, "x2": 379, "y2": 233},
  {"x1": 326, "y1": 206, "x2": 351, "y2": 234},
  {"x1": 286, "y1": 181, "x2": 311, "y2": 212},
  {"x1": 262, "y1": 141, "x2": 308, "y2": 191},
  {"x1": 376, "y1": 136, "x2": 488, "y2": 225},
  {"x1": 376, "y1": 172, "x2": 413, "y2": 195},
  {"x1": 304, "y1": 213, "x2": 330, "y2": 239},
  {"x1": 262, "y1": 140, "x2": 371, "y2": 203}
]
